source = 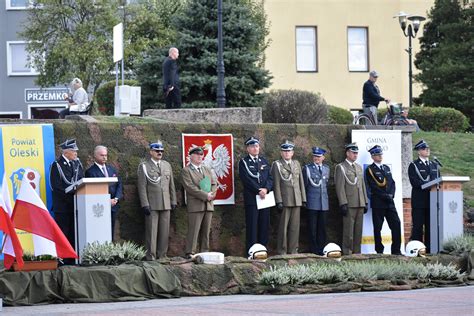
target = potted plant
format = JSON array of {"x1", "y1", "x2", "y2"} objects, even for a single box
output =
[{"x1": 12, "y1": 252, "x2": 58, "y2": 272}]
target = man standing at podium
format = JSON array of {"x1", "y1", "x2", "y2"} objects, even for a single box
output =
[
  {"x1": 50, "y1": 139, "x2": 84, "y2": 261},
  {"x1": 408, "y1": 139, "x2": 439, "y2": 252},
  {"x1": 85, "y1": 145, "x2": 123, "y2": 240},
  {"x1": 137, "y1": 141, "x2": 177, "y2": 260}
]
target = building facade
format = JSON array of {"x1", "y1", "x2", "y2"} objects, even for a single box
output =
[{"x1": 263, "y1": 0, "x2": 434, "y2": 110}]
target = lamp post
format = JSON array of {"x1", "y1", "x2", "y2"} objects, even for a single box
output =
[
  {"x1": 216, "y1": 0, "x2": 226, "y2": 108},
  {"x1": 394, "y1": 12, "x2": 426, "y2": 108}
]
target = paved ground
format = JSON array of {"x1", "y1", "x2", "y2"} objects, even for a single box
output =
[{"x1": 2, "y1": 286, "x2": 473, "y2": 315}]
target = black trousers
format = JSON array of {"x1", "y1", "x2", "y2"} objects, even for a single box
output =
[
  {"x1": 111, "y1": 211, "x2": 117, "y2": 241},
  {"x1": 372, "y1": 206, "x2": 402, "y2": 254},
  {"x1": 54, "y1": 212, "x2": 76, "y2": 264},
  {"x1": 245, "y1": 205, "x2": 270, "y2": 253},
  {"x1": 164, "y1": 87, "x2": 182, "y2": 109},
  {"x1": 307, "y1": 210, "x2": 327, "y2": 255},
  {"x1": 411, "y1": 207, "x2": 431, "y2": 252}
]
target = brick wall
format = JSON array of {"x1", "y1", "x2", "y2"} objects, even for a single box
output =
[{"x1": 403, "y1": 198, "x2": 412, "y2": 244}]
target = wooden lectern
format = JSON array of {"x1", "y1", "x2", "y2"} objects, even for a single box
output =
[
  {"x1": 66, "y1": 177, "x2": 118, "y2": 262},
  {"x1": 421, "y1": 176, "x2": 470, "y2": 253}
]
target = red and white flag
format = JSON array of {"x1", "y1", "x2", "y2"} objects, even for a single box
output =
[
  {"x1": 0, "y1": 173, "x2": 24, "y2": 269},
  {"x1": 11, "y1": 176, "x2": 77, "y2": 260}
]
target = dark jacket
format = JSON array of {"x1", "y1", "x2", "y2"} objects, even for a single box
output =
[
  {"x1": 85, "y1": 163, "x2": 123, "y2": 213},
  {"x1": 408, "y1": 158, "x2": 439, "y2": 208},
  {"x1": 50, "y1": 156, "x2": 84, "y2": 214},
  {"x1": 303, "y1": 163, "x2": 330, "y2": 211},
  {"x1": 365, "y1": 163, "x2": 396, "y2": 209},
  {"x1": 162, "y1": 56, "x2": 179, "y2": 91},
  {"x1": 238, "y1": 155, "x2": 273, "y2": 206},
  {"x1": 363, "y1": 80, "x2": 385, "y2": 107}
]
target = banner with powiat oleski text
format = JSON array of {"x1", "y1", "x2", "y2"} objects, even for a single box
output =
[
  {"x1": 352, "y1": 130, "x2": 405, "y2": 254},
  {"x1": 0, "y1": 124, "x2": 55, "y2": 255},
  {"x1": 182, "y1": 134, "x2": 234, "y2": 205}
]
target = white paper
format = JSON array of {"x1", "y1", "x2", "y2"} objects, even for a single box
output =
[{"x1": 256, "y1": 191, "x2": 276, "y2": 210}]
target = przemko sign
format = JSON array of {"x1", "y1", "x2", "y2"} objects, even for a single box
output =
[{"x1": 25, "y1": 88, "x2": 69, "y2": 103}]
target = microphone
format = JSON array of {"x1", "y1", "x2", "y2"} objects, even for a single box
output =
[{"x1": 433, "y1": 156, "x2": 443, "y2": 167}]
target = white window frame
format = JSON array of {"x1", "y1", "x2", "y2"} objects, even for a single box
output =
[
  {"x1": 6, "y1": 0, "x2": 33, "y2": 10},
  {"x1": 295, "y1": 26, "x2": 318, "y2": 72},
  {"x1": 347, "y1": 27, "x2": 369, "y2": 72},
  {"x1": 0, "y1": 112, "x2": 23, "y2": 119},
  {"x1": 6, "y1": 41, "x2": 39, "y2": 76}
]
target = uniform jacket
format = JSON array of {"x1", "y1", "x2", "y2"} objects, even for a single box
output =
[
  {"x1": 137, "y1": 159, "x2": 177, "y2": 211},
  {"x1": 334, "y1": 160, "x2": 368, "y2": 208},
  {"x1": 50, "y1": 156, "x2": 84, "y2": 213},
  {"x1": 365, "y1": 163, "x2": 395, "y2": 209},
  {"x1": 238, "y1": 155, "x2": 273, "y2": 206},
  {"x1": 162, "y1": 57, "x2": 180, "y2": 91},
  {"x1": 303, "y1": 163, "x2": 330, "y2": 211},
  {"x1": 85, "y1": 163, "x2": 123, "y2": 213},
  {"x1": 362, "y1": 80, "x2": 385, "y2": 107},
  {"x1": 271, "y1": 159, "x2": 306, "y2": 207},
  {"x1": 408, "y1": 158, "x2": 439, "y2": 208},
  {"x1": 181, "y1": 164, "x2": 217, "y2": 212}
]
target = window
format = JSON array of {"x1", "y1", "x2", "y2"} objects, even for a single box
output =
[
  {"x1": 0, "y1": 112, "x2": 22, "y2": 119},
  {"x1": 296, "y1": 26, "x2": 317, "y2": 72},
  {"x1": 6, "y1": 0, "x2": 32, "y2": 10},
  {"x1": 6, "y1": 41, "x2": 39, "y2": 76},
  {"x1": 347, "y1": 27, "x2": 369, "y2": 72}
]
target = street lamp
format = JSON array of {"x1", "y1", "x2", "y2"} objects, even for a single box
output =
[
  {"x1": 394, "y1": 12, "x2": 426, "y2": 107},
  {"x1": 216, "y1": 0, "x2": 226, "y2": 108}
]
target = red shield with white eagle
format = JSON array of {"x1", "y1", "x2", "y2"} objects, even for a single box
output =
[{"x1": 182, "y1": 134, "x2": 234, "y2": 205}]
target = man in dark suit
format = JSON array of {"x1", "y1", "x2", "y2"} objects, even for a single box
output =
[
  {"x1": 408, "y1": 139, "x2": 439, "y2": 252},
  {"x1": 85, "y1": 145, "x2": 123, "y2": 240},
  {"x1": 50, "y1": 139, "x2": 84, "y2": 259},
  {"x1": 365, "y1": 145, "x2": 401, "y2": 255},
  {"x1": 162, "y1": 47, "x2": 181, "y2": 109},
  {"x1": 362, "y1": 70, "x2": 390, "y2": 123},
  {"x1": 238, "y1": 136, "x2": 273, "y2": 254}
]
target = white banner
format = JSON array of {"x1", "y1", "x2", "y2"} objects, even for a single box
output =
[{"x1": 352, "y1": 130, "x2": 405, "y2": 254}]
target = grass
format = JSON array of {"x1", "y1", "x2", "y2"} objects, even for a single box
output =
[{"x1": 414, "y1": 131, "x2": 474, "y2": 207}]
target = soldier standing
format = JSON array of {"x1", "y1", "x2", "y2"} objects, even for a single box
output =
[
  {"x1": 408, "y1": 139, "x2": 439, "y2": 252},
  {"x1": 303, "y1": 147, "x2": 330, "y2": 255},
  {"x1": 137, "y1": 141, "x2": 177, "y2": 260},
  {"x1": 238, "y1": 136, "x2": 273, "y2": 253},
  {"x1": 271, "y1": 141, "x2": 306, "y2": 255},
  {"x1": 365, "y1": 145, "x2": 402, "y2": 255},
  {"x1": 334, "y1": 143, "x2": 368, "y2": 255}
]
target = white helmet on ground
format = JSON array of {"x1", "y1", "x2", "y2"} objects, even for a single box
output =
[
  {"x1": 405, "y1": 240, "x2": 427, "y2": 257},
  {"x1": 323, "y1": 243, "x2": 342, "y2": 259},
  {"x1": 248, "y1": 243, "x2": 267, "y2": 260}
]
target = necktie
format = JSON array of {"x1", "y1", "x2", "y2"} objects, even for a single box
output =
[
  {"x1": 254, "y1": 158, "x2": 258, "y2": 164},
  {"x1": 102, "y1": 166, "x2": 108, "y2": 177},
  {"x1": 197, "y1": 167, "x2": 202, "y2": 174},
  {"x1": 318, "y1": 165, "x2": 322, "y2": 174}
]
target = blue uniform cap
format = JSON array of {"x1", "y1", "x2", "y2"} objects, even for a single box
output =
[
  {"x1": 189, "y1": 146, "x2": 204, "y2": 155},
  {"x1": 280, "y1": 140, "x2": 295, "y2": 151},
  {"x1": 414, "y1": 139, "x2": 429, "y2": 150},
  {"x1": 312, "y1": 147, "x2": 326, "y2": 157},
  {"x1": 245, "y1": 136, "x2": 260, "y2": 146},
  {"x1": 345, "y1": 142, "x2": 359, "y2": 153},
  {"x1": 149, "y1": 141, "x2": 164, "y2": 151},
  {"x1": 59, "y1": 139, "x2": 78, "y2": 151},
  {"x1": 368, "y1": 145, "x2": 383, "y2": 156}
]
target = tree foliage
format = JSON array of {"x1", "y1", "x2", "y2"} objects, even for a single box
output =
[
  {"x1": 137, "y1": 0, "x2": 272, "y2": 109},
  {"x1": 414, "y1": 0, "x2": 474, "y2": 123}
]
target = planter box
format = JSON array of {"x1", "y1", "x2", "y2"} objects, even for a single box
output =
[{"x1": 12, "y1": 260, "x2": 58, "y2": 272}]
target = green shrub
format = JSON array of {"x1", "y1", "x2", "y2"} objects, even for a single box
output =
[
  {"x1": 261, "y1": 89, "x2": 328, "y2": 124},
  {"x1": 94, "y1": 80, "x2": 140, "y2": 115},
  {"x1": 22, "y1": 252, "x2": 56, "y2": 261},
  {"x1": 81, "y1": 241, "x2": 146, "y2": 265},
  {"x1": 328, "y1": 105, "x2": 354, "y2": 124},
  {"x1": 443, "y1": 234, "x2": 474, "y2": 254}
]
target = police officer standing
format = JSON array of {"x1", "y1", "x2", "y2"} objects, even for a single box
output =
[
  {"x1": 137, "y1": 141, "x2": 177, "y2": 260},
  {"x1": 408, "y1": 140, "x2": 439, "y2": 252},
  {"x1": 238, "y1": 137, "x2": 273, "y2": 254},
  {"x1": 365, "y1": 145, "x2": 402, "y2": 255},
  {"x1": 50, "y1": 139, "x2": 84, "y2": 261},
  {"x1": 303, "y1": 147, "x2": 330, "y2": 255},
  {"x1": 271, "y1": 141, "x2": 306, "y2": 255},
  {"x1": 335, "y1": 143, "x2": 368, "y2": 255}
]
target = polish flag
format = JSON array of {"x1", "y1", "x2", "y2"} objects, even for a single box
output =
[
  {"x1": 11, "y1": 176, "x2": 77, "y2": 260},
  {"x1": 0, "y1": 173, "x2": 24, "y2": 269}
]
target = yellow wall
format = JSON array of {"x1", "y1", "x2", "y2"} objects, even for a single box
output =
[{"x1": 264, "y1": 0, "x2": 434, "y2": 109}]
